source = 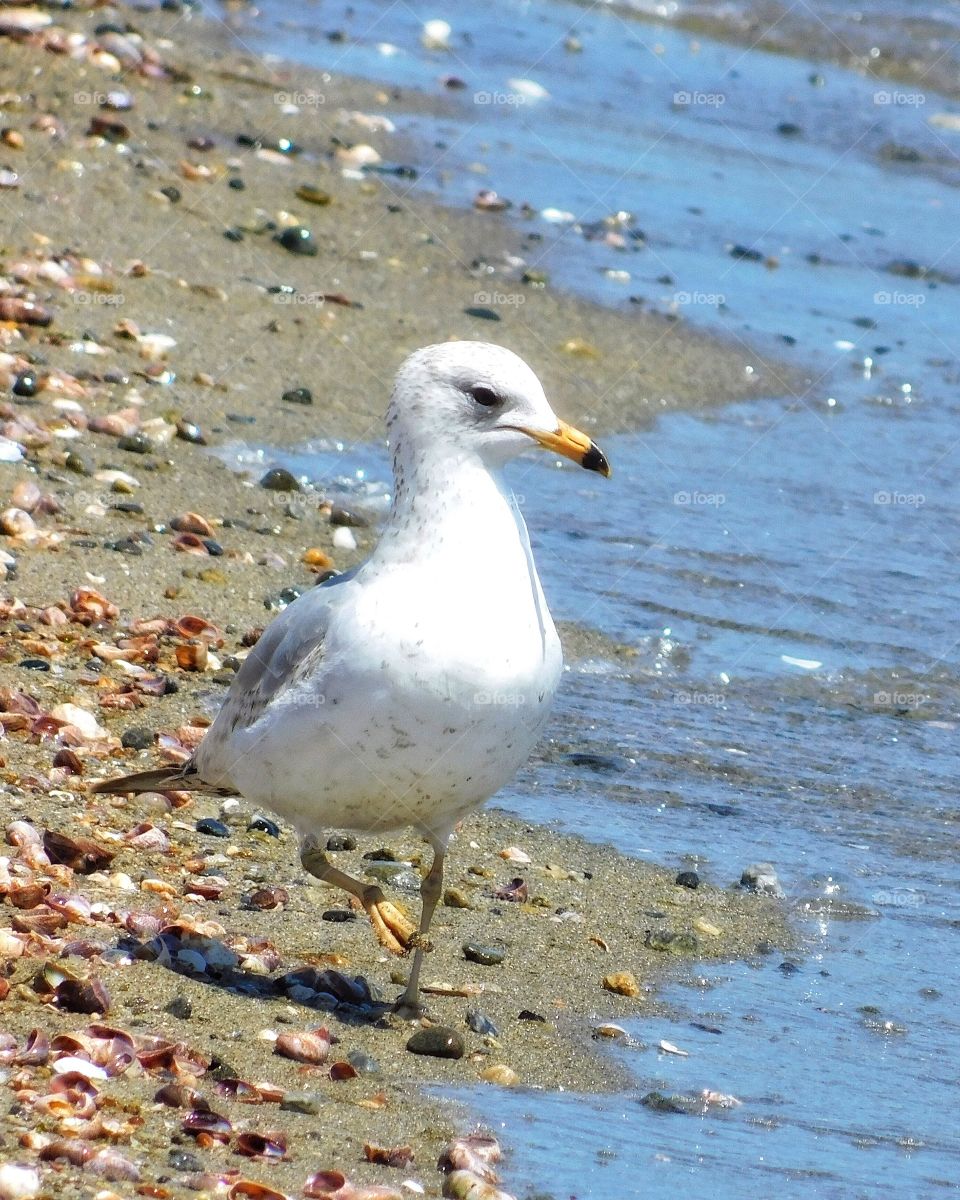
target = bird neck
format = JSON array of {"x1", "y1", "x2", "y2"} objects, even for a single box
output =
[{"x1": 380, "y1": 441, "x2": 525, "y2": 564}]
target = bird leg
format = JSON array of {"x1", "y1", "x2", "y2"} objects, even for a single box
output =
[
  {"x1": 395, "y1": 839, "x2": 447, "y2": 1019},
  {"x1": 300, "y1": 834, "x2": 416, "y2": 955}
]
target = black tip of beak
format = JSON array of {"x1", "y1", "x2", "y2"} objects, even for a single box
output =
[{"x1": 582, "y1": 441, "x2": 611, "y2": 478}]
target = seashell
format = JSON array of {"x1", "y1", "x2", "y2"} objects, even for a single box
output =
[
  {"x1": 442, "y1": 1171, "x2": 514, "y2": 1200},
  {"x1": 69, "y1": 587, "x2": 119, "y2": 621},
  {"x1": 246, "y1": 886, "x2": 288, "y2": 910},
  {"x1": 10, "y1": 479, "x2": 41, "y2": 513},
  {"x1": 329, "y1": 1061, "x2": 358, "y2": 1082},
  {"x1": 170, "y1": 512, "x2": 213, "y2": 537},
  {"x1": 44, "y1": 893, "x2": 93, "y2": 922},
  {"x1": 473, "y1": 190, "x2": 510, "y2": 213},
  {"x1": 12, "y1": 909, "x2": 66, "y2": 936},
  {"x1": 498, "y1": 846, "x2": 531, "y2": 864},
  {"x1": 229, "y1": 1182, "x2": 290, "y2": 1200},
  {"x1": 175, "y1": 641, "x2": 208, "y2": 671},
  {"x1": 235, "y1": 1130, "x2": 287, "y2": 1158},
  {"x1": 49, "y1": 703, "x2": 109, "y2": 741},
  {"x1": 85, "y1": 1148, "x2": 141, "y2": 1181},
  {"x1": 478, "y1": 1064, "x2": 518, "y2": 1086},
  {"x1": 11, "y1": 1029, "x2": 50, "y2": 1066},
  {"x1": 363, "y1": 1143, "x2": 414, "y2": 1168},
  {"x1": 438, "y1": 1136, "x2": 501, "y2": 1182},
  {"x1": 0, "y1": 507, "x2": 36, "y2": 538},
  {"x1": 174, "y1": 614, "x2": 222, "y2": 642},
  {"x1": 274, "y1": 1028, "x2": 331, "y2": 1065},
  {"x1": 184, "y1": 876, "x2": 227, "y2": 901},
  {"x1": 42, "y1": 830, "x2": 115, "y2": 874},
  {"x1": 52, "y1": 748, "x2": 84, "y2": 775},
  {"x1": 124, "y1": 823, "x2": 170, "y2": 852},
  {"x1": 6, "y1": 821, "x2": 41, "y2": 847},
  {"x1": 214, "y1": 1078, "x2": 262, "y2": 1103},
  {"x1": 0, "y1": 8, "x2": 52, "y2": 33},
  {"x1": 7, "y1": 882, "x2": 50, "y2": 909},
  {"x1": 181, "y1": 1109, "x2": 232, "y2": 1143},
  {"x1": 493, "y1": 877, "x2": 527, "y2": 903},
  {"x1": 0, "y1": 1163, "x2": 41, "y2": 1200},
  {"x1": 179, "y1": 160, "x2": 215, "y2": 182},
  {"x1": 0, "y1": 297, "x2": 52, "y2": 326},
  {"x1": 154, "y1": 1081, "x2": 205, "y2": 1108},
  {"x1": 172, "y1": 532, "x2": 209, "y2": 555},
  {"x1": 53, "y1": 976, "x2": 111, "y2": 1015},
  {"x1": 38, "y1": 1138, "x2": 93, "y2": 1166},
  {"x1": 336, "y1": 143, "x2": 381, "y2": 167},
  {"x1": 50, "y1": 1056, "x2": 108, "y2": 1081},
  {"x1": 304, "y1": 1171, "x2": 403, "y2": 1200},
  {"x1": 137, "y1": 333, "x2": 176, "y2": 362}
]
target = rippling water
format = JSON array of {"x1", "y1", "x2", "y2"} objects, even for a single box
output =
[{"x1": 213, "y1": 0, "x2": 960, "y2": 1193}]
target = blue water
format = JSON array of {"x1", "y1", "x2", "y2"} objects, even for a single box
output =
[{"x1": 210, "y1": 1, "x2": 960, "y2": 1195}]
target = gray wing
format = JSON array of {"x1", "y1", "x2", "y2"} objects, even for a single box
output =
[{"x1": 207, "y1": 568, "x2": 359, "y2": 737}]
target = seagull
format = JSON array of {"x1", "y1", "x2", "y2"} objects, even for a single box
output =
[{"x1": 93, "y1": 341, "x2": 610, "y2": 1014}]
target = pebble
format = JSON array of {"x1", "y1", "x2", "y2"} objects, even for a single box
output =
[
  {"x1": 347, "y1": 1050, "x2": 380, "y2": 1075},
  {"x1": 321, "y1": 909, "x2": 356, "y2": 923},
  {"x1": 275, "y1": 226, "x2": 318, "y2": 256},
  {"x1": 466, "y1": 1009, "x2": 499, "y2": 1037},
  {"x1": 406, "y1": 1026, "x2": 465, "y2": 1059},
  {"x1": 332, "y1": 526, "x2": 357, "y2": 551},
  {"x1": 479, "y1": 1064, "x2": 518, "y2": 1086},
  {"x1": 248, "y1": 815, "x2": 281, "y2": 837},
  {"x1": 296, "y1": 184, "x2": 331, "y2": 205},
  {"x1": 282, "y1": 386, "x2": 313, "y2": 405},
  {"x1": 443, "y1": 887, "x2": 475, "y2": 909},
  {"x1": 326, "y1": 834, "x2": 357, "y2": 851},
  {"x1": 328, "y1": 505, "x2": 369, "y2": 528},
  {"x1": 260, "y1": 467, "x2": 301, "y2": 492},
  {"x1": 603, "y1": 971, "x2": 640, "y2": 998},
  {"x1": 279, "y1": 1091, "x2": 325, "y2": 1115},
  {"x1": 645, "y1": 930, "x2": 698, "y2": 954},
  {"x1": 675, "y1": 870, "x2": 699, "y2": 889},
  {"x1": 196, "y1": 817, "x2": 231, "y2": 838},
  {"x1": 168, "y1": 1150, "x2": 203, "y2": 1173},
  {"x1": 121, "y1": 726, "x2": 154, "y2": 750},
  {"x1": 165, "y1": 996, "x2": 193, "y2": 1019},
  {"x1": 463, "y1": 942, "x2": 505, "y2": 967},
  {"x1": 0, "y1": 1164, "x2": 40, "y2": 1200},
  {"x1": 740, "y1": 862, "x2": 785, "y2": 898},
  {"x1": 12, "y1": 371, "x2": 39, "y2": 398}
]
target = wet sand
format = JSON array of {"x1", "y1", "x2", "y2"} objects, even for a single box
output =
[{"x1": 1, "y1": 6, "x2": 791, "y2": 1197}]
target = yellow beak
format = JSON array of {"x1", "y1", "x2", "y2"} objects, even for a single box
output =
[{"x1": 521, "y1": 419, "x2": 611, "y2": 477}]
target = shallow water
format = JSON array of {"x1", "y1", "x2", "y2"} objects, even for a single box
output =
[{"x1": 212, "y1": 1, "x2": 960, "y2": 1195}]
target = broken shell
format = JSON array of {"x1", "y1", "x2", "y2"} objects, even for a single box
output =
[
  {"x1": 274, "y1": 1028, "x2": 331, "y2": 1065},
  {"x1": 602, "y1": 971, "x2": 640, "y2": 998},
  {"x1": 182, "y1": 1110, "x2": 232, "y2": 1142},
  {"x1": 493, "y1": 877, "x2": 527, "y2": 903},
  {"x1": 170, "y1": 512, "x2": 214, "y2": 536},
  {"x1": 363, "y1": 1143, "x2": 414, "y2": 1168},
  {"x1": 176, "y1": 642, "x2": 208, "y2": 671},
  {"x1": 235, "y1": 1130, "x2": 287, "y2": 1158},
  {"x1": 229, "y1": 1183, "x2": 289, "y2": 1200},
  {"x1": 42, "y1": 830, "x2": 115, "y2": 874}
]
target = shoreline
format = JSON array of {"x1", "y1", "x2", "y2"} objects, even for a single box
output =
[{"x1": 1, "y1": 6, "x2": 792, "y2": 1196}]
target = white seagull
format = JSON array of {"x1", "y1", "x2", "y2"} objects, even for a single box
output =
[{"x1": 94, "y1": 341, "x2": 610, "y2": 1014}]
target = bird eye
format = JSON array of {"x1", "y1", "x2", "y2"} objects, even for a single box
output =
[{"x1": 468, "y1": 384, "x2": 503, "y2": 408}]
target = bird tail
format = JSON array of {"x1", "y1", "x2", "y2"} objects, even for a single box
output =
[{"x1": 89, "y1": 764, "x2": 212, "y2": 795}]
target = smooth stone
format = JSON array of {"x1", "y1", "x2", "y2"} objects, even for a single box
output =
[
  {"x1": 645, "y1": 930, "x2": 698, "y2": 954},
  {"x1": 121, "y1": 727, "x2": 154, "y2": 750},
  {"x1": 564, "y1": 751, "x2": 631, "y2": 772},
  {"x1": 282, "y1": 387, "x2": 313, "y2": 405},
  {"x1": 326, "y1": 834, "x2": 357, "y2": 851},
  {"x1": 12, "y1": 370, "x2": 40, "y2": 397},
  {"x1": 165, "y1": 996, "x2": 192, "y2": 1019},
  {"x1": 196, "y1": 817, "x2": 230, "y2": 838},
  {"x1": 280, "y1": 1091, "x2": 325, "y2": 1115},
  {"x1": 328, "y1": 505, "x2": 369, "y2": 528},
  {"x1": 168, "y1": 1149, "x2": 203, "y2": 1172},
  {"x1": 19, "y1": 659, "x2": 50, "y2": 671},
  {"x1": 463, "y1": 942, "x2": 505, "y2": 967},
  {"x1": 260, "y1": 467, "x2": 301, "y2": 493},
  {"x1": 466, "y1": 1008, "x2": 499, "y2": 1037},
  {"x1": 118, "y1": 433, "x2": 153, "y2": 454},
  {"x1": 740, "y1": 862, "x2": 785, "y2": 898},
  {"x1": 65, "y1": 452, "x2": 92, "y2": 475},
  {"x1": 406, "y1": 1026, "x2": 465, "y2": 1059},
  {"x1": 276, "y1": 226, "x2": 318, "y2": 256},
  {"x1": 443, "y1": 887, "x2": 475, "y2": 909},
  {"x1": 247, "y1": 815, "x2": 281, "y2": 837},
  {"x1": 675, "y1": 870, "x2": 700, "y2": 889},
  {"x1": 346, "y1": 1049, "x2": 380, "y2": 1075},
  {"x1": 321, "y1": 909, "x2": 356, "y2": 923},
  {"x1": 639, "y1": 1090, "x2": 699, "y2": 1115}
]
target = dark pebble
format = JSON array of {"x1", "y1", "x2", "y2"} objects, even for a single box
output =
[
  {"x1": 19, "y1": 659, "x2": 50, "y2": 671},
  {"x1": 329, "y1": 505, "x2": 369, "y2": 528},
  {"x1": 326, "y1": 834, "x2": 357, "y2": 851},
  {"x1": 466, "y1": 1009, "x2": 499, "y2": 1037},
  {"x1": 168, "y1": 1149, "x2": 203, "y2": 1172},
  {"x1": 778, "y1": 961, "x2": 801, "y2": 976},
  {"x1": 776, "y1": 122, "x2": 802, "y2": 136},
  {"x1": 121, "y1": 726, "x2": 154, "y2": 750},
  {"x1": 362, "y1": 846, "x2": 398, "y2": 861},
  {"x1": 160, "y1": 185, "x2": 181, "y2": 202},
  {"x1": 248, "y1": 815, "x2": 281, "y2": 837},
  {"x1": 176, "y1": 418, "x2": 206, "y2": 445},
  {"x1": 223, "y1": 227, "x2": 244, "y2": 242},
  {"x1": 226, "y1": 412, "x2": 256, "y2": 425},
  {"x1": 202, "y1": 538, "x2": 224, "y2": 556},
  {"x1": 675, "y1": 870, "x2": 700, "y2": 889},
  {"x1": 165, "y1": 995, "x2": 193, "y2": 1019},
  {"x1": 406, "y1": 1026, "x2": 465, "y2": 1060},
  {"x1": 729, "y1": 244, "x2": 764, "y2": 262},
  {"x1": 276, "y1": 226, "x2": 318, "y2": 256},
  {"x1": 196, "y1": 817, "x2": 230, "y2": 838},
  {"x1": 12, "y1": 370, "x2": 40, "y2": 397},
  {"x1": 112, "y1": 501, "x2": 145, "y2": 515},
  {"x1": 118, "y1": 433, "x2": 153, "y2": 454},
  {"x1": 265, "y1": 585, "x2": 306, "y2": 611},
  {"x1": 463, "y1": 305, "x2": 501, "y2": 321},
  {"x1": 518, "y1": 1009, "x2": 547, "y2": 1023},
  {"x1": 463, "y1": 942, "x2": 505, "y2": 967},
  {"x1": 321, "y1": 908, "x2": 356, "y2": 923},
  {"x1": 564, "y1": 751, "x2": 630, "y2": 773},
  {"x1": 104, "y1": 535, "x2": 150, "y2": 555},
  {"x1": 282, "y1": 387, "x2": 313, "y2": 405},
  {"x1": 739, "y1": 862, "x2": 785, "y2": 898},
  {"x1": 260, "y1": 467, "x2": 301, "y2": 493},
  {"x1": 639, "y1": 1090, "x2": 697, "y2": 1115},
  {"x1": 228, "y1": 176, "x2": 246, "y2": 190}
]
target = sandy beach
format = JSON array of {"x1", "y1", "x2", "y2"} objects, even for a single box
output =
[{"x1": 0, "y1": 6, "x2": 792, "y2": 1197}]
